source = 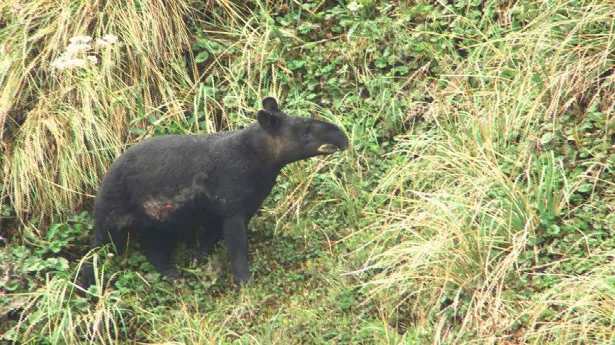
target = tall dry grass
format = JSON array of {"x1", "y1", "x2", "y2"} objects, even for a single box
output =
[
  {"x1": 1, "y1": 0, "x2": 199, "y2": 226},
  {"x1": 353, "y1": 1, "x2": 614, "y2": 343},
  {"x1": 523, "y1": 253, "x2": 614, "y2": 344}
]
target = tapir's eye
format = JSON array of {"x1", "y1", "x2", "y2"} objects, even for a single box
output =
[{"x1": 302, "y1": 127, "x2": 310, "y2": 138}]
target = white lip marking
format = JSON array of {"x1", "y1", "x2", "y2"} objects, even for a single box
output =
[{"x1": 317, "y1": 144, "x2": 339, "y2": 154}]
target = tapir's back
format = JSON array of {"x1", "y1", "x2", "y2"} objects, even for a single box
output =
[{"x1": 93, "y1": 131, "x2": 238, "y2": 225}]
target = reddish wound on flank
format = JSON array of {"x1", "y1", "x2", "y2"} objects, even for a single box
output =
[{"x1": 164, "y1": 202, "x2": 174, "y2": 209}]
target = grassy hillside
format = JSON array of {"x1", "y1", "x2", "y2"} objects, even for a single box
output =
[{"x1": 1, "y1": 0, "x2": 613, "y2": 344}]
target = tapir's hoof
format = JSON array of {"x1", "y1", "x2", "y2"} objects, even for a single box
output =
[{"x1": 161, "y1": 267, "x2": 181, "y2": 279}]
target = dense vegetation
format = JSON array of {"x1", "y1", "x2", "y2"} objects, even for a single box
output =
[{"x1": 1, "y1": 0, "x2": 613, "y2": 343}]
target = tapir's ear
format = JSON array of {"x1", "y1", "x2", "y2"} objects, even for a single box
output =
[
  {"x1": 262, "y1": 97, "x2": 279, "y2": 112},
  {"x1": 257, "y1": 110, "x2": 281, "y2": 133}
]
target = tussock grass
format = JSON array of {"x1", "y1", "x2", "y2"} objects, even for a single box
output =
[
  {"x1": 1, "y1": 0, "x2": 200, "y2": 225},
  {"x1": 524, "y1": 254, "x2": 615, "y2": 344},
  {"x1": 5, "y1": 272, "x2": 124, "y2": 344},
  {"x1": 352, "y1": 1, "x2": 615, "y2": 343},
  {"x1": 354, "y1": 134, "x2": 534, "y2": 342}
]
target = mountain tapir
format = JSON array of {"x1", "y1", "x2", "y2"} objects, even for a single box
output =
[{"x1": 79, "y1": 97, "x2": 348, "y2": 289}]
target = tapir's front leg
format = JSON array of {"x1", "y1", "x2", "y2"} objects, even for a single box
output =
[{"x1": 222, "y1": 215, "x2": 250, "y2": 286}]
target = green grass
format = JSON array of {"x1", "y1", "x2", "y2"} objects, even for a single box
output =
[{"x1": 1, "y1": 0, "x2": 614, "y2": 344}]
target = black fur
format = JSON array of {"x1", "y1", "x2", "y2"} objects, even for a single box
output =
[{"x1": 79, "y1": 97, "x2": 348, "y2": 288}]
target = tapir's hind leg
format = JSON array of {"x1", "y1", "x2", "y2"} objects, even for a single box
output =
[
  {"x1": 194, "y1": 218, "x2": 224, "y2": 262},
  {"x1": 141, "y1": 231, "x2": 180, "y2": 278},
  {"x1": 78, "y1": 211, "x2": 130, "y2": 289}
]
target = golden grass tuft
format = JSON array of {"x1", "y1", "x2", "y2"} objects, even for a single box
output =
[
  {"x1": 1, "y1": 0, "x2": 200, "y2": 225},
  {"x1": 6, "y1": 265, "x2": 124, "y2": 344},
  {"x1": 523, "y1": 254, "x2": 615, "y2": 344}
]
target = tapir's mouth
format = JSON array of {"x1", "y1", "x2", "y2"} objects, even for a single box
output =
[{"x1": 317, "y1": 144, "x2": 341, "y2": 154}]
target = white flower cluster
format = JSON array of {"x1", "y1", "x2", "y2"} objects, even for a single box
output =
[{"x1": 52, "y1": 34, "x2": 118, "y2": 70}]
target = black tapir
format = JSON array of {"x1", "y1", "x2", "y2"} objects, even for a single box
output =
[{"x1": 79, "y1": 97, "x2": 348, "y2": 288}]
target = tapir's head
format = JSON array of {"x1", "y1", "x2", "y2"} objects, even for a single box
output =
[{"x1": 257, "y1": 97, "x2": 349, "y2": 165}]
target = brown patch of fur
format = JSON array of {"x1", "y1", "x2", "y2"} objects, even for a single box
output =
[
  {"x1": 143, "y1": 199, "x2": 176, "y2": 222},
  {"x1": 264, "y1": 135, "x2": 283, "y2": 161},
  {"x1": 143, "y1": 187, "x2": 195, "y2": 221},
  {"x1": 265, "y1": 134, "x2": 299, "y2": 164},
  {"x1": 142, "y1": 177, "x2": 215, "y2": 222}
]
